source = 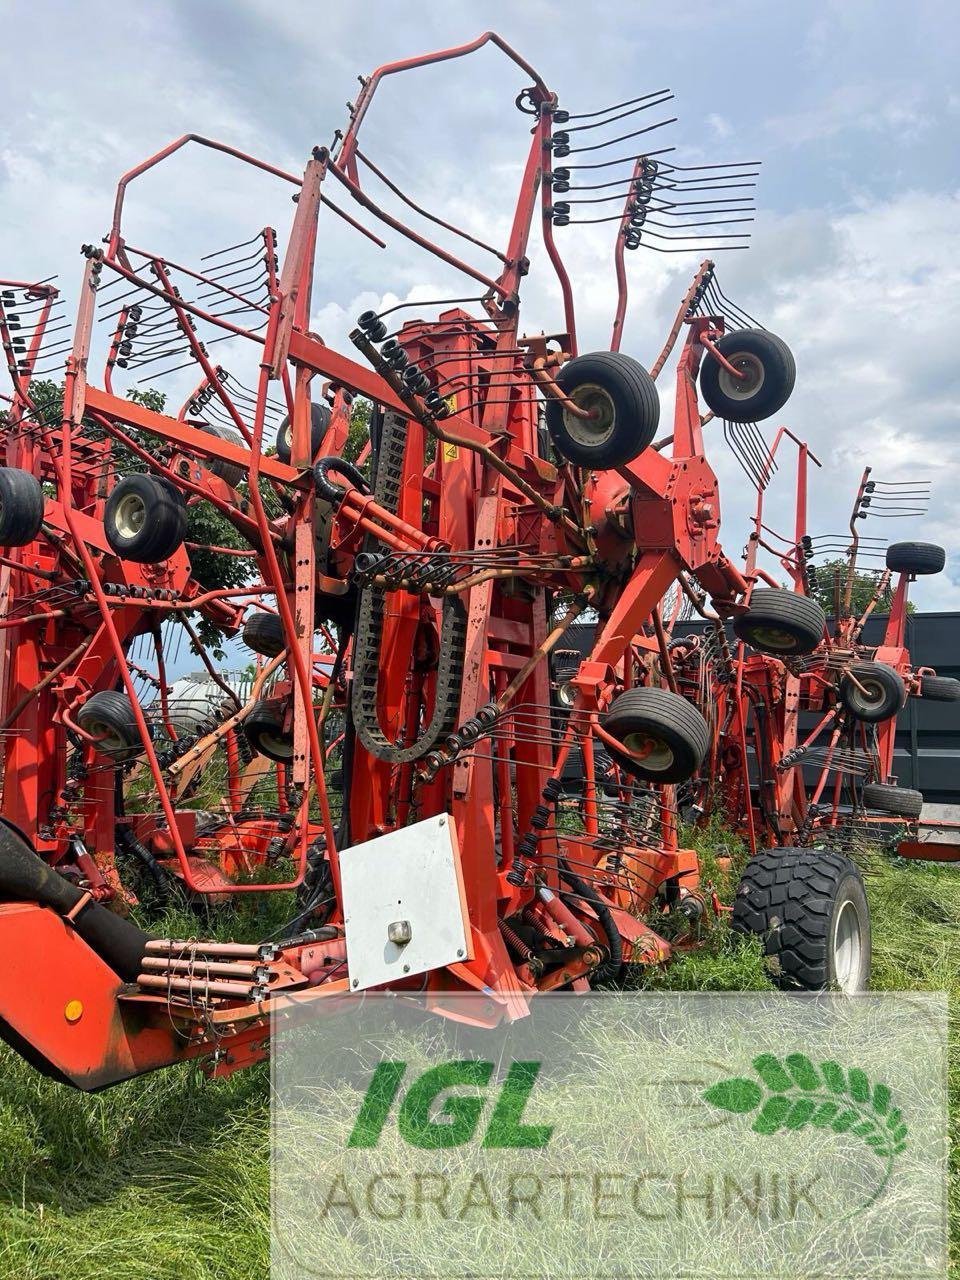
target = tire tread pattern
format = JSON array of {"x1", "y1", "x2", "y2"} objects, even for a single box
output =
[{"x1": 732, "y1": 848, "x2": 870, "y2": 991}]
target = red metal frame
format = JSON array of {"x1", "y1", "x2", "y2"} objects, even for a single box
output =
[{"x1": 0, "y1": 34, "x2": 949, "y2": 1091}]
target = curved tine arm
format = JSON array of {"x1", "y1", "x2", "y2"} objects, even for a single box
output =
[
  {"x1": 109, "y1": 135, "x2": 302, "y2": 250},
  {"x1": 338, "y1": 31, "x2": 551, "y2": 166}
]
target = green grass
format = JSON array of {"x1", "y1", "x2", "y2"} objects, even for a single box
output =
[{"x1": 0, "y1": 850, "x2": 957, "y2": 1279}]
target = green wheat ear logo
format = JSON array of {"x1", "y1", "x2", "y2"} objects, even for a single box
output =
[{"x1": 704, "y1": 1053, "x2": 907, "y2": 1206}]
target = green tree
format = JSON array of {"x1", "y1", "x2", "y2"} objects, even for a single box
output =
[{"x1": 811, "y1": 557, "x2": 914, "y2": 618}]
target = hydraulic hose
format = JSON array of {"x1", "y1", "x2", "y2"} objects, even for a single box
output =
[{"x1": 558, "y1": 859, "x2": 624, "y2": 984}]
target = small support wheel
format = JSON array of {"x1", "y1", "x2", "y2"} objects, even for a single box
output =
[
  {"x1": 545, "y1": 351, "x2": 660, "y2": 468},
  {"x1": 861, "y1": 782, "x2": 923, "y2": 819},
  {"x1": 275, "y1": 402, "x2": 332, "y2": 465},
  {"x1": 732, "y1": 588, "x2": 826, "y2": 656},
  {"x1": 699, "y1": 328, "x2": 796, "y2": 423},
  {"x1": 885, "y1": 541, "x2": 945, "y2": 575},
  {"x1": 732, "y1": 848, "x2": 871, "y2": 993},
  {"x1": 199, "y1": 422, "x2": 245, "y2": 488},
  {"x1": 242, "y1": 611, "x2": 286, "y2": 657},
  {"x1": 244, "y1": 699, "x2": 294, "y2": 762},
  {"x1": 0, "y1": 467, "x2": 45, "y2": 546},
  {"x1": 919, "y1": 674, "x2": 960, "y2": 702},
  {"x1": 600, "y1": 686, "x2": 709, "y2": 784},
  {"x1": 77, "y1": 691, "x2": 147, "y2": 759},
  {"x1": 104, "y1": 475, "x2": 187, "y2": 564},
  {"x1": 839, "y1": 662, "x2": 905, "y2": 723}
]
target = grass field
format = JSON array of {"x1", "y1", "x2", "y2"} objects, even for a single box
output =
[{"x1": 0, "y1": 848, "x2": 956, "y2": 1280}]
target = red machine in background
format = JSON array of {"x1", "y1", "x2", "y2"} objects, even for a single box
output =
[
  {"x1": 0, "y1": 33, "x2": 953, "y2": 1091},
  {"x1": 667, "y1": 435, "x2": 953, "y2": 856}
]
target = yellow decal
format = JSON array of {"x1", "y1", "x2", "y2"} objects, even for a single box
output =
[{"x1": 442, "y1": 394, "x2": 458, "y2": 460}]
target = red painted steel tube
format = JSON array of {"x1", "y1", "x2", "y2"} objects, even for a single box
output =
[
  {"x1": 324, "y1": 156, "x2": 509, "y2": 298},
  {"x1": 337, "y1": 32, "x2": 549, "y2": 170},
  {"x1": 109, "y1": 135, "x2": 302, "y2": 252}
]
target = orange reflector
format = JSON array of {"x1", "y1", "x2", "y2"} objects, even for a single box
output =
[{"x1": 64, "y1": 1000, "x2": 84, "y2": 1024}]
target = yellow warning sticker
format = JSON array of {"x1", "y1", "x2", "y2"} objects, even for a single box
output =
[{"x1": 441, "y1": 394, "x2": 458, "y2": 459}]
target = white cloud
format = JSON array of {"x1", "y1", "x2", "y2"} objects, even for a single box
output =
[
  {"x1": 1, "y1": 0, "x2": 957, "y2": 622},
  {"x1": 766, "y1": 84, "x2": 933, "y2": 147},
  {"x1": 716, "y1": 189, "x2": 960, "y2": 607}
]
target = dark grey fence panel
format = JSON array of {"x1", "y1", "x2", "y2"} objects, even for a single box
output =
[{"x1": 558, "y1": 613, "x2": 960, "y2": 804}]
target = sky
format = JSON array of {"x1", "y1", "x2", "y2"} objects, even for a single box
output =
[{"x1": 1, "y1": 0, "x2": 959, "y2": 611}]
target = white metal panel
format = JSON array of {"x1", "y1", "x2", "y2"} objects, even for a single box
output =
[{"x1": 339, "y1": 814, "x2": 470, "y2": 992}]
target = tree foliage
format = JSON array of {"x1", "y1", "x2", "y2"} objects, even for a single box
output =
[{"x1": 810, "y1": 557, "x2": 914, "y2": 618}]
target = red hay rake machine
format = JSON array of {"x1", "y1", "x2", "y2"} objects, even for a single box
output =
[{"x1": 0, "y1": 33, "x2": 954, "y2": 1090}]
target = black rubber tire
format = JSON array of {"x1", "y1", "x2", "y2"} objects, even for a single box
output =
[
  {"x1": 199, "y1": 422, "x2": 245, "y2": 488},
  {"x1": 552, "y1": 650, "x2": 581, "y2": 708},
  {"x1": 732, "y1": 848, "x2": 871, "y2": 992},
  {"x1": 275, "y1": 402, "x2": 332, "y2": 465},
  {"x1": 601, "y1": 686, "x2": 709, "y2": 784},
  {"x1": 77, "y1": 690, "x2": 146, "y2": 759},
  {"x1": 244, "y1": 700, "x2": 293, "y2": 762},
  {"x1": 733, "y1": 588, "x2": 826, "y2": 656},
  {"x1": 699, "y1": 329, "x2": 796, "y2": 423},
  {"x1": 242, "y1": 611, "x2": 286, "y2": 657},
  {"x1": 104, "y1": 475, "x2": 187, "y2": 564},
  {"x1": 919, "y1": 674, "x2": 960, "y2": 702},
  {"x1": 545, "y1": 351, "x2": 660, "y2": 468},
  {"x1": 862, "y1": 783, "x2": 923, "y2": 819},
  {"x1": 0, "y1": 467, "x2": 44, "y2": 546},
  {"x1": 885, "y1": 541, "x2": 945, "y2": 576},
  {"x1": 839, "y1": 661, "x2": 905, "y2": 723}
]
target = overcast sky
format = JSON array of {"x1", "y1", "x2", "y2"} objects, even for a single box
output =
[{"x1": 2, "y1": 0, "x2": 959, "y2": 612}]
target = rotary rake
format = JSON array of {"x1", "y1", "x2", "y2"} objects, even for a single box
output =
[
  {"x1": 0, "y1": 33, "x2": 952, "y2": 1090},
  {"x1": 666, "y1": 443, "x2": 954, "y2": 859}
]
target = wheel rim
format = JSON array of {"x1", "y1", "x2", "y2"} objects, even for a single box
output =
[
  {"x1": 114, "y1": 493, "x2": 147, "y2": 539},
  {"x1": 853, "y1": 677, "x2": 885, "y2": 711},
  {"x1": 557, "y1": 681, "x2": 577, "y2": 708},
  {"x1": 561, "y1": 383, "x2": 617, "y2": 448},
  {"x1": 748, "y1": 625, "x2": 797, "y2": 652},
  {"x1": 622, "y1": 730, "x2": 674, "y2": 773},
  {"x1": 832, "y1": 899, "x2": 863, "y2": 993},
  {"x1": 717, "y1": 351, "x2": 765, "y2": 402},
  {"x1": 86, "y1": 719, "x2": 126, "y2": 754},
  {"x1": 260, "y1": 731, "x2": 293, "y2": 759}
]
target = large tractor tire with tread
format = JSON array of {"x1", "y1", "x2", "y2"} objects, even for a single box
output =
[
  {"x1": 699, "y1": 328, "x2": 796, "y2": 423},
  {"x1": 545, "y1": 351, "x2": 659, "y2": 469},
  {"x1": 732, "y1": 848, "x2": 871, "y2": 993},
  {"x1": 0, "y1": 467, "x2": 45, "y2": 546},
  {"x1": 104, "y1": 475, "x2": 187, "y2": 564},
  {"x1": 275, "y1": 402, "x2": 332, "y2": 465},
  {"x1": 839, "y1": 661, "x2": 905, "y2": 723},
  {"x1": 733, "y1": 588, "x2": 826, "y2": 656},
  {"x1": 861, "y1": 783, "x2": 923, "y2": 819},
  {"x1": 885, "y1": 541, "x2": 945, "y2": 575},
  {"x1": 601, "y1": 686, "x2": 709, "y2": 784},
  {"x1": 77, "y1": 691, "x2": 147, "y2": 759}
]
